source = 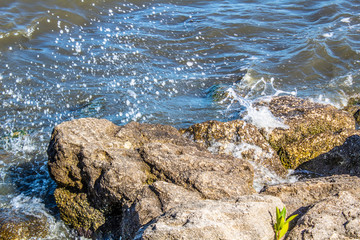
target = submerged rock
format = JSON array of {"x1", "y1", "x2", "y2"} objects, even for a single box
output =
[
  {"x1": 180, "y1": 120, "x2": 287, "y2": 179},
  {"x1": 0, "y1": 209, "x2": 49, "y2": 239},
  {"x1": 258, "y1": 96, "x2": 356, "y2": 169},
  {"x1": 47, "y1": 118, "x2": 254, "y2": 238},
  {"x1": 135, "y1": 194, "x2": 284, "y2": 240}
]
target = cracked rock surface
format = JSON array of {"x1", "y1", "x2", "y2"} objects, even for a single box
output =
[{"x1": 47, "y1": 118, "x2": 255, "y2": 238}]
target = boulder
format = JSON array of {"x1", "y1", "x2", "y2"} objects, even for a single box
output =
[
  {"x1": 47, "y1": 118, "x2": 255, "y2": 238},
  {"x1": 287, "y1": 191, "x2": 360, "y2": 240},
  {"x1": 135, "y1": 194, "x2": 284, "y2": 240},
  {"x1": 297, "y1": 134, "x2": 360, "y2": 176},
  {"x1": 257, "y1": 96, "x2": 356, "y2": 169},
  {"x1": 180, "y1": 120, "x2": 287, "y2": 187},
  {"x1": 0, "y1": 209, "x2": 49, "y2": 239},
  {"x1": 260, "y1": 175, "x2": 360, "y2": 216}
]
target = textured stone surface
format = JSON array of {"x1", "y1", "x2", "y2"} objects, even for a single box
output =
[
  {"x1": 48, "y1": 118, "x2": 254, "y2": 238},
  {"x1": 288, "y1": 191, "x2": 360, "y2": 240},
  {"x1": 343, "y1": 94, "x2": 360, "y2": 125},
  {"x1": 258, "y1": 96, "x2": 356, "y2": 169},
  {"x1": 180, "y1": 120, "x2": 287, "y2": 177},
  {"x1": 260, "y1": 175, "x2": 360, "y2": 216},
  {"x1": 298, "y1": 134, "x2": 360, "y2": 176},
  {"x1": 135, "y1": 194, "x2": 284, "y2": 240}
]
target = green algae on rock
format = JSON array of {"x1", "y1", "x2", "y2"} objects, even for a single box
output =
[
  {"x1": 54, "y1": 188, "x2": 105, "y2": 238},
  {"x1": 258, "y1": 96, "x2": 356, "y2": 169}
]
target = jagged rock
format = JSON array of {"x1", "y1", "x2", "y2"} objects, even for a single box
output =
[
  {"x1": 135, "y1": 194, "x2": 284, "y2": 240},
  {"x1": 258, "y1": 96, "x2": 356, "y2": 169},
  {"x1": 260, "y1": 175, "x2": 360, "y2": 217},
  {"x1": 0, "y1": 209, "x2": 49, "y2": 239},
  {"x1": 297, "y1": 134, "x2": 360, "y2": 176},
  {"x1": 287, "y1": 191, "x2": 360, "y2": 240},
  {"x1": 121, "y1": 181, "x2": 203, "y2": 238},
  {"x1": 180, "y1": 120, "x2": 287, "y2": 180},
  {"x1": 47, "y1": 118, "x2": 254, "y2": 238}
]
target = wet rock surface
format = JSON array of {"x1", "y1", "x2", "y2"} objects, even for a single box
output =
[
  {"x1": 258, "y1": 96, "x2": 356, "y2": 169},
  {"x1": 180, "y1": 120, "x2": 288, "y2": 188},
  {"x1": 48, "y1": 118, "x2": 254, "y2": 238},
  {"x1": 0, "y1": 209, "x2": 49, "y2": 239},
  {"x1": 47, "y1": 96, "x2": 360, "y2": 239}
]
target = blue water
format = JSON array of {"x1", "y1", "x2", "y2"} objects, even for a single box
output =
[{"x1": 0, "y1": 0, "x2": 359, "y2": 238}]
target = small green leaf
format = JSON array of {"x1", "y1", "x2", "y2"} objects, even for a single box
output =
[
  {"x1": 276, "y1": 207, "x2": 281, "y2": 221},
  {"x1": 280, "y1": 207, "x2": 286, "y2": 219},
  {"x1": 285, "y1": 214, "x2": 298, "y2": 224},
  {"x1": 279, "y1": 222, "x2": 289, "y2": 239}
]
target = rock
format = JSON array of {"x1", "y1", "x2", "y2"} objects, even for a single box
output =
[
  {"x1": 287, "y1": 191, "x2": 360, "y2": 240},
  {"x1": 135, "y1": 194, "x2": 284, "y2": 240},
  {"x1": 258, "y1": 96, "x2": 356, "y2": 169},
  {"x1": 297, "y1": 134, "x2": 360, "y2": 176},
  {"x1": 260, "y1": 175, "x2": 360, "y2": 216},
  {"x1": 180, "y1": 120, "x2": 287, "y2": 181},
  {"x1": 121, "y1": 181, "x2": 203, "y2": 238},
  {"x1": 140, "y1": 141, "x2": 254, "y2": 199},
  {"x1": 54, "y1": 188, "x2": 105, "y2": 237},
  {"x1": 343, "y1": 94, "x2": 360, "y2": 125},
  {"x1": 0, "y1": 209, "x2": 49, "y2": 239},
  {"x1": 48, "y1": 118, "x2": 255, "y2": 238}
]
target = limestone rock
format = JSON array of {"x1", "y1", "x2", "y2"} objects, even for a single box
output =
[
  {"x1": 135, "y1": 194, "x2": 284, "y2": 240},
  {"x1": 121, "y1": 181, "x2": 203, "y2": 239},
  {"x1": 140, "y1": 142, "x2": 254, "y2": 199},
  {"x1": 258, "y1": 96, "x2": 356, "y2": 169},
  {"x1": 260, "y1": 175, "x2": 360, "y2": 216},
  {"x1": 288, "y1": 191, "x2": 360, "y2": 240},
  {"x1": 47, "y1": 118, "x2": 255, "y2": 238},
  {"x1": 0, "y1": 209, "x2": 49, "y2": 240},
  {"x1": 180, "y1": 120, "x2": 287, "y2": 180},
  {"x1": 298, "y1": 134, "x2": 360, "y2": 176}
]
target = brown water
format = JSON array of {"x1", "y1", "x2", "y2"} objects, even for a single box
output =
[{"x1": 0, "y1": 0, "x2": 359, "y2": 238}]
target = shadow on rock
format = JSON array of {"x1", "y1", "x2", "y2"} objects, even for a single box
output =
[{"x1": 297, "y1": 134, "x2": 360, "y2": 177}]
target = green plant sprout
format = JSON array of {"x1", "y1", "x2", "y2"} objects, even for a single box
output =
[{"x1": 274, "y1": 207, "x2": 298, "y2": 240}]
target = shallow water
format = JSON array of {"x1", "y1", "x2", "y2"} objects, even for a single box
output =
[{"x1": 0, "y1": 0, "x2": 359, "y2": 238}]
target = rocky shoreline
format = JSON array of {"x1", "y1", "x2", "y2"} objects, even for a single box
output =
[{"x1": 7, "y1": 95, "x2": 359, "y2": 239}]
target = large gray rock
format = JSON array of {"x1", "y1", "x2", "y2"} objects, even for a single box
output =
[
  {"x1": 47, "y1": 118, "x2": 255, "y2": 238},
  {"x1": 257, "y1": 96, "x2": 356, "y2": 169},
  {"x1": 135, "y1": 194, "x2": 284, "y2": 240},
  {"x1": 288, "y1": 191, "x2": 360, "y2": 240}
]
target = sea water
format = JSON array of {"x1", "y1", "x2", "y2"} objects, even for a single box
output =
[{"x1": 0, "y1": 0, "x2": 359, "y2": 238}]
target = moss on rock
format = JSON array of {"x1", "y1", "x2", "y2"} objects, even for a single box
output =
[
  {"x1": 260, "y1": 96, "x2": 356, "y2": 169},
  {"x1": 54, "y1": 188, "x2": 105, "y2": 236}
]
